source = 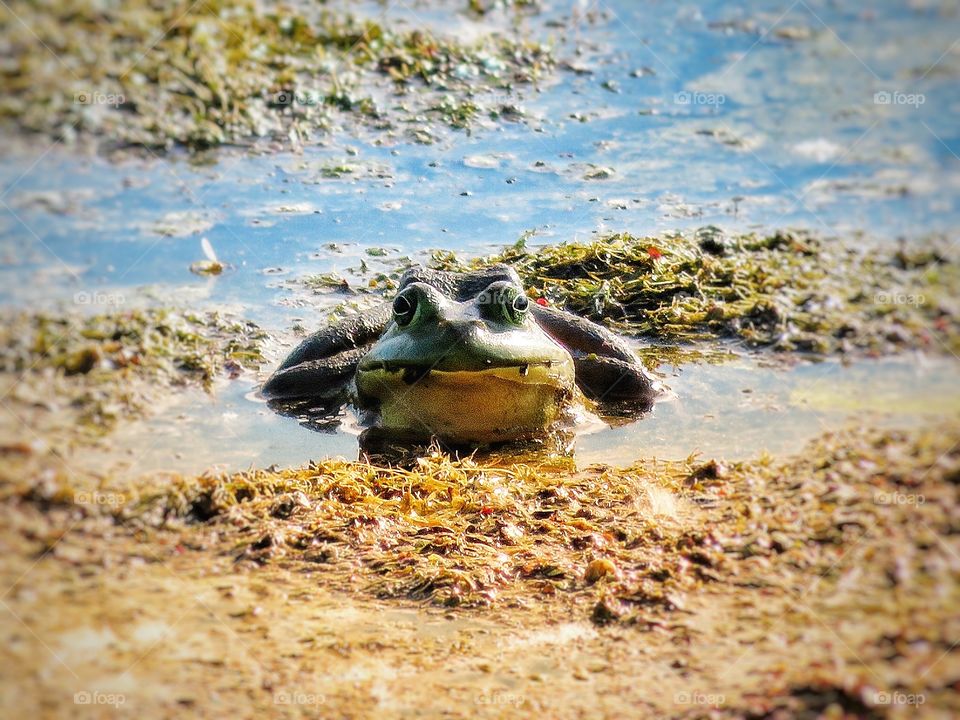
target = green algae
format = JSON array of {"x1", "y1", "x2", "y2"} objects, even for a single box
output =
[
  {"x1": 430, "y1": 228, "x2": 960, "y2": 357},
  {"x1": 0, "y1": 308, "x2": 265, "y2": 437},
  {"x1": 0, "y1": 0, "x2": 554, "y2": 150},
  {"x1": 288, "y1": 229, "x2": 958, "y2": 364}
]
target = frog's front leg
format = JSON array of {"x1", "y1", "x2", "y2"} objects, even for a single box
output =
[
  {"x1": 261, "y1": 304, "x2": 391, "y2": 401},
  {"x1": 570, "y1": 354, "x2": 659, "y2": 410},
  {"x1": 531, "y1": 304, "x2": 660, "y2": 408},
  {"x1": 261, "y1": 345, "x2": 370, "y2": 401}
]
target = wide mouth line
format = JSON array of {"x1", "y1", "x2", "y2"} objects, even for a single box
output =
[{"x1": 357, "y1": 360, "x2": 562, "y2": 373}]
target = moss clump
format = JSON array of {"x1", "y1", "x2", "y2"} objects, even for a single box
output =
[
  {"x1": 0, "y1": 0, "x2": 553, "y2": 150},
  {"x1": 0, "y1": 308, "x2": 265, "y2": 436},
  {"x1": 430, "y1": 228, "x2": 960, "y2": 356}
]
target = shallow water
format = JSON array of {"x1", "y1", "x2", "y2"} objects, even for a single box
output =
[
  {"x1": 72, "y1": 352, "x2": 956, "y2": 477},
  {"x1": 2, "y1": 0, "x2": 959, "y2": 470}
]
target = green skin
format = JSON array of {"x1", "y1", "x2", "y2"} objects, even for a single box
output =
[{"x1": 263, "y1": 265, "x2": 660, "y2": 442}]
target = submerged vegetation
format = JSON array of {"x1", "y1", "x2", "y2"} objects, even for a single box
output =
[
  {"x1": 0, "y1": 0, "x2": 554, "y2": 150},
  {"x1": 430, "y1": 228, "x2": 960, "y2": 356},
  {"x1": 0, "y1": 308, "x2": 265, "y2": 438}
]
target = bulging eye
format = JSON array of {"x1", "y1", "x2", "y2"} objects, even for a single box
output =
[
  {"x1": 393, "y1": 291, "x2": 418, "y2": 326},
  {"x1": 479, "y1": 282, "x2": 529, "y2": 325},
  {"x1": 511, "y1": 293, "x2": 529, "y2": 314},
  {"x1": 506, "y1": 291, "x2": 530, "y2": 324}
]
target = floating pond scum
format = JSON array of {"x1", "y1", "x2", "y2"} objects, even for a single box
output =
[{"x1": 1, "y1": 0, "x2": 959, "y2": 717}]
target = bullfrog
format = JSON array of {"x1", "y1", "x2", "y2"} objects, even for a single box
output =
[{"x1": 262, "y1": 265, "x2": 661, "y2": 443}]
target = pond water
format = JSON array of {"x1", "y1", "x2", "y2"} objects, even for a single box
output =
[
  {"x1": 2, "y1": 0, "x2": 958, "y2": 471},
  {"x1": 85, "y1": 353, "x2": 958, "y2": 474}
]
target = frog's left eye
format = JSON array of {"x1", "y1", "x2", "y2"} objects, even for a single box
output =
[
  {"x1": 480, "y1": 282, "x2": 529, "y2": 325},
  {"x1": 509, "y1": 293, "x2": 529, "y2": 322},
  {"x1": 392, "y1": 290, "x2": 418, "y2": 327}
]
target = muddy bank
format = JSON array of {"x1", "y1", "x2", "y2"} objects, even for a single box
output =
[{"x1": 2, "y1": 422, "x2": 958, "y2": 718}]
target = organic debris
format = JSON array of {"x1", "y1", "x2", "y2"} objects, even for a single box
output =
[
  {"x1": 0, "y1": 0, "x2": 554, "y2": 150},
  {"x1": 0, "y1": 308, "x2": 265, "y2": 437},
  {"x1": 129, "y1": 451, "x2": 695, "y2": 611},
  {"x1": 190, "y1": 238, "x2": 225, "y2": 276},
  {"x1": 430, "y1": 228, "x2": 960, "y2": 356},
  {"x1": 107, "y1": 420, "x2": 960, "y2": 657},
  {"x1": 3, "y1": 416, "x2": 959, "y2": 716}
]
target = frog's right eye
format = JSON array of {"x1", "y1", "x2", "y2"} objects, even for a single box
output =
[{"x1": 392, "y1": 290, "x2": 418, "y2": 327}]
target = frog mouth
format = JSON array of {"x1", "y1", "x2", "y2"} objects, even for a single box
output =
[{"x1": 356, "y1": 359, "x2": 566, "y2": 386}]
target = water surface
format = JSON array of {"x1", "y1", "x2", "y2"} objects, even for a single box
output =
[{"x1": 2, "y1": 0, "x2": 958, "y2": 470}]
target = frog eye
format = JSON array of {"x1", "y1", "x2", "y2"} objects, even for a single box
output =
[
  {"x1": 508, "y1": 292, "x2": 530, "y2": 323},
  {"x1": 480, "y1": 282, "x2": 529, "y2": 325},
  {"x1": 392, "y1": 290, "x2": 418, "y2": 327}
]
